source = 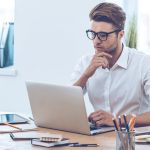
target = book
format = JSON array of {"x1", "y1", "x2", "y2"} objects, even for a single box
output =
[
  {"x1": 135, "y1": 126, "x2": 150, "y2": 136},
  {"x1": 31, "y1": 138, "x2": 70, "y2": 147},
  {"x1": 10, "y1": 131, "x2": 62, "y2": 141},
  {"x1": 135, "y1": 135, "x2": 150, "y2": 144}
]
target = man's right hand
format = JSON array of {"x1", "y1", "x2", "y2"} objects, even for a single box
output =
[{"x1": 83, "y1": 52, "x2": 112, "y2": 78}]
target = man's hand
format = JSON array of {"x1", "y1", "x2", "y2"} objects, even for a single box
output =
[
  {"x1": 83, "y1": 52, "x2": 112, "y2": 78},
  {"x1": 88, "y1": 109, "x2": 113, "y2": 126}
]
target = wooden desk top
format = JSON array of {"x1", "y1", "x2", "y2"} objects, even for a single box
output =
[{"x1": 0, "y1": 126, "x2": 150, "y2": 150}]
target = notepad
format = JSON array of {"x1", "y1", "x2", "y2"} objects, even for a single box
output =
[
  {"x1": 10, "y1": 131, "x2": 63, "y2": 141},
  {"x1": 39, "y1": 136, "x2": 62, "y2": 142}
]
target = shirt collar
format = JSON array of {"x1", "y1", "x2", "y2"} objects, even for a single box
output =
[{"x1": 115, "y1": 45, "x2": 129, "y2": 69}]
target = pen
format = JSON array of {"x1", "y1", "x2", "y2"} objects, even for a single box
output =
[
  {"x1": 123, "y1": 114, "x2": 131, "y2": 146},
  {"x1": 3, "y1": 122, "x2": 22, "y2": 131},
  {"x1": 112, "y1": 118, "x2": 118, "y2": 131},
  {"x1": 69, "y1": 143, "x2": 99, "y2": 147},
  {"x1": 118, "y1": 116, "x2": 122, "y2": 131},
  {"x1": 113, "y1": 117, "x2": 125, "y2": 150},
  {"x1": 123, "y1": 114, "x2": 129, "y2": 132},
  {"x1": 54, "y1": 142, "x2": 79, "y2": 147}
]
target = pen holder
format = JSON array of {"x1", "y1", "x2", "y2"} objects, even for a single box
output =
[{"x1": 116, "y1": 131, "x2": 135, "y2": 150}]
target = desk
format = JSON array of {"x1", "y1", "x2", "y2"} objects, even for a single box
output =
[{"x1": 0, "y1": 126, "x2": 150, "y2": 150}]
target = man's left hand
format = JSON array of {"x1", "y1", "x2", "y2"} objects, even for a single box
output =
[{"x1": 88, "y1": 109, "x2": 113, "y2": 126}]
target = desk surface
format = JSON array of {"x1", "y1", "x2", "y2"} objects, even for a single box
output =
[{"x1": 0, "y1": 125, "x2": 150, "y2": 150}]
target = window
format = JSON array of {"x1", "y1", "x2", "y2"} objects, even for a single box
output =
[
  {"x1": 0, "y1": 0, "x2": 14, "y2": 69},
  {"x1": 138, "y1": 0, "x2": 150, "y2": 54}
]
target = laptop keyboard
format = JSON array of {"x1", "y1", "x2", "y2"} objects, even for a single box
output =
[
  {"x1": 89, "y1": 122, "x2": 110, "y2": 131},
  {"x1": 89, "y1": 122, "x2": 102, "y2": 130}
]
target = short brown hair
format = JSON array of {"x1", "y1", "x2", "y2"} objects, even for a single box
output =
[{"x1": 89, "y1": 2, "x2": 126, "y2": 30}]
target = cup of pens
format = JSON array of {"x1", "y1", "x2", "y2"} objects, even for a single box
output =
[
  {"x1": 113, "y1": 114, "x2": 136, "y2": 150},
  {"x1": 116, "y1": 130, "x2": 135, "y2": 150}
]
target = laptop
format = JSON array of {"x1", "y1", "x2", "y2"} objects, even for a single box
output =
[{"x1": 26, "y1": 81, "x2": 114, "y2": 135}]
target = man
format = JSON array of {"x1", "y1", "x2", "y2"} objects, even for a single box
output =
[{"x1": 71, "y1": 2, "x2": 150, "y2": 127}]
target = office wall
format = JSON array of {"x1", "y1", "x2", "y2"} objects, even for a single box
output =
[
  {"x1": 1, "y1": 0, "x2": 105, "y2": 115},
  {"x1": 15, "y1": 0, "x2": 94, "y2": 83}
]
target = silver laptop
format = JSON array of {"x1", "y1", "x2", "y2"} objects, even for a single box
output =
[{"x1": 26, "y1": 81, "x2": 114, "y2": 135}]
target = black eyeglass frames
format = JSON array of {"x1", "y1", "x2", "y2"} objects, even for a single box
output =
[{"x1": 86, "y1": 29, "x2": 121, "y2": 41}]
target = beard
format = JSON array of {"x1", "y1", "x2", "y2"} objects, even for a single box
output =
[
  {"x1": 94, "y1": 39, "x2": 119, "y2": 54},
  {"x1": 95, "y1": 45, "x2": 117, "y2": 54},
  {"x1": 105, "y1": 47, "x2": 116, "y2": 52},
  {"x1": 105, "y1": 46, "x2": 118, "y2": 55}
]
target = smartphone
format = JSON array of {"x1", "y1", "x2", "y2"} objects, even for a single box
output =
[{"x1": 0, "y1": 114, "x2": 29, "y2": 124}]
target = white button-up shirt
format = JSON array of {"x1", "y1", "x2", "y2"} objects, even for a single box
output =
[{"x1": 71, "y1": 46, "x2": 150, "y2": 116}]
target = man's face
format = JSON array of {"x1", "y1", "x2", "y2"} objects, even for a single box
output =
[{"x1": 90, "y1": 21, "x2": 122, "y2": 54}]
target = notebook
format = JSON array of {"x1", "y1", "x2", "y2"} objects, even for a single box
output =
[
  {"x1": 26, "y1": 81, "x2": 114, "y2": 135},
  {"x1": 10, "y1": 131, "x2": 62, "y2": 140},
  {"x1": 31, "y1": 138, "x2": 69, "y2": 147}
]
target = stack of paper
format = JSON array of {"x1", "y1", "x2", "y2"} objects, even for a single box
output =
[{"x1": 0, "y1": 124, "x2": 38, "y2": 133}]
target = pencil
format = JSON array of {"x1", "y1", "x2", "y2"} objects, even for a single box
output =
[
  {"x1": 3, "y1": 122, "x2": 22, "y2": 131},
  {"x1": 129, "y1": 114, "x2": 136, "y2": 131},
  {"x1": 123, "y1": 114, "x2": 129, "y2": 132}
]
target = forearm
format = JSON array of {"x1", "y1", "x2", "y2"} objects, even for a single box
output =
[
  {"x1": 73, "y1": 73, "x2": 89, "y2": 89},
  {"x1": 120, "y1": 112, "x2": 150, "y2": 127},
  {"x1": 135, "y1": 112, "x2": 150, "y2": 126}
]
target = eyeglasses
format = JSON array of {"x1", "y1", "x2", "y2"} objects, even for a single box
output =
[{"x1": 86, "y1": 29, "x2": 121, "y2": 41}]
